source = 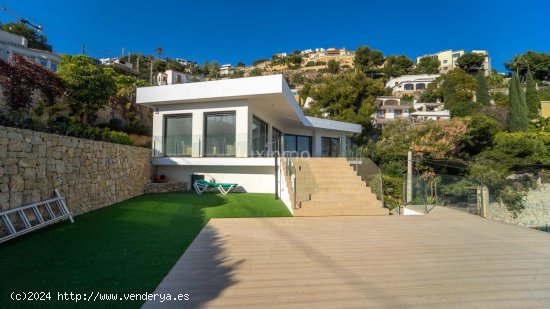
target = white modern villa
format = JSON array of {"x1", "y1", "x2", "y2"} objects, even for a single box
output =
[
  {"x1": 385, "y1": 74, "x2": 440, "y2": 95},
  {"x1": 136, "y1": 75, "x2": 362, "y2": 196}
]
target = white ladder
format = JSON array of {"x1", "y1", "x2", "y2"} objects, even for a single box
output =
[{"x1": 0, "y1": 189, "x2": 74, "y2": 243}]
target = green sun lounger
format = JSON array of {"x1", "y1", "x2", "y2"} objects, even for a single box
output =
[{"x1": 193, "y1": 179, "x2": 238, "y2": 195}]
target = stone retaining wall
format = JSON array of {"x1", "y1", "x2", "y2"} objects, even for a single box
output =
[
  {"x1": 0, "y1": 125, "x2": 153, "y2": 215},
  {"x1": 144, "y1": 182, "x2": 188, "y2": 193}
]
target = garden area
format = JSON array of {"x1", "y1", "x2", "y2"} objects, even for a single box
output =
[
  {"x1": 0, "y1": 52, "x2": 152, "y2": 148},
  {"x1": 0, "y1": 192, "x2": 291, "y2": 308}
]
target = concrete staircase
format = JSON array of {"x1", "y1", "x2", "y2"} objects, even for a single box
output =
[{"x1": 286, "y1": 158, "x2": 389, "y2": 216}]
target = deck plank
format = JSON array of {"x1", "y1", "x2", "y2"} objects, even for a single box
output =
[{"x1": 143, "y1": 207, "x2": 550, "y2": 308}]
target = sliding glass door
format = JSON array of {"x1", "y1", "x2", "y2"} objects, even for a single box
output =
[
  {"x1": 204, "y1": 112, "x2": 236, "y2": 157},
  {"x1": 251, "y1": 116, "x2": 268, "y2": 156},
  {"x1": 284, "y1": 134, "x2": 312, "y2": 157},
  {"x1": 321, "y1": 137, "x2": 340, "y2": 157},
  {"x1": 272, "y1": 127, "x2": 282, "y2": 155},
  {"x1": 164, "y1": 114, "x2": 192, "y2": 156}
]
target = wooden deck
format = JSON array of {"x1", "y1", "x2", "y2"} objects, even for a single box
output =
[{"x1": 143, "y1": 207, "x2": 550, "y2": 308}]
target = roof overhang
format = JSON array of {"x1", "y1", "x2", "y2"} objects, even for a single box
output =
[{"x1": 136, "y1": 74, "x2": 362, "y2": 134}]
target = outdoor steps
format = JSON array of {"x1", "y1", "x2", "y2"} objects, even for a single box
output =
[
  {"x1": 294, "y1": 206, "x2": 389, "y2": 217},
  {"x1": 313, "y1": 186, "x2": 373, "y2": 193},
  {"x1": 301, "y1": 199, "x2": 382, "y2": 208},
  {"x1": 287, "y1": 157, "x2": 389, "y2": 216},
  {"x1": 296, "y1": 179, "x2": 367, "y2": 186},
  {"x1": 309, "y1": 192, "x2": 377, "y2": 201},
  {"x1": 295, "y1": 174, "x2": 362, "y2": 180}
]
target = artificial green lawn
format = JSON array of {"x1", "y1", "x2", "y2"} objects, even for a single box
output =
[{"x1": 0, "y1": 192, "x2": 291, "y2": 308}]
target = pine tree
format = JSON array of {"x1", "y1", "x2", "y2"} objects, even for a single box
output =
[
  {"x1": 475, "y1": 71, "x2": 490, "y2": 105},
  {"x1": 507, "y1": 74, "x2": 529, "y2": 132},
  {"x1": 524, "y1": 69, "x2": 540, "y2": 118}
]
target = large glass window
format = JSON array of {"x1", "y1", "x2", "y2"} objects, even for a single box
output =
[
  {"x1": 322, "y1": 137, "x2": 340, "y2": 157},
  {"x1": 284, "y1": 134, "x2": 297, "y2": 155},
  {"x1": 272, "y1": 127, "x2": 282, "y2": 156},
  {"x1": 164, "y1": 114, "x2": 192, "y2": 156},
  {"x1": 204, "y1": 112, "x2": 236, "y2": 157},
  {"x1": 251, "y1": 116, "x2": 268, "y2": 157},
  {"x1": 284, "y1": 134, "x2": 312, "y2": 157}
]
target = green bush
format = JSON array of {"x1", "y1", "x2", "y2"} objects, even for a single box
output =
[
  {"x1": 0, "y1": 112, "x2": 135, "y2": 146},
  {"x1": 445, "y1": 101, "x2": 482, "y2": 117},
  {"x1": 382, "y1": 175, "x2": 403, "y2": 203},
  {"x1": 491, "y1": 91, "x2": 509, "y2": 106},
  {"x1": 109, "y1": 118, "x2": 125, "y2": 130},
  {"x1": 124, "y1": 123, "x2": 152, "y2": 135},
  {"x1": 108, "y1": 131, "x2": 134, "y2": 145},
  {"x1": 497, "y1": 185, "x2": 527, "y2": 217}
]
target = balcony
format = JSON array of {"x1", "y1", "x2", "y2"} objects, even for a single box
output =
[{"x1": 152, "y1": 134, "x2": 277, "y2": 166}]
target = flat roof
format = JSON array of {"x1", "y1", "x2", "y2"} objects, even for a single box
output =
[{"x1": 137, "y1": 75, "x2": 362, "y2": 134}]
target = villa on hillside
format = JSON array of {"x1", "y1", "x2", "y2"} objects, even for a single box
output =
[
  {"x1": 385, "y1": 74, "x2": 440, "y2": 96},
  {"x1": 156, "y1": 70, "x2": 204, "y2": 86},
  {"x1": 373, "y1": 96, "x2": 450, "y2": 128},
  {"x1": 136, "y1": 75, "x2": 361, "y2": 196},
  {"x1": 0, "y1": 29, "x2": 59, "y2": 71},
  {"x1": 416, "y1": 49, "x2": 491, "y2": 75}
]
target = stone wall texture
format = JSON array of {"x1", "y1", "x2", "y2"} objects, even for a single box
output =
[
  {"x1": 144, "y1": 182, "x2": 188, "y2": 194},
  {"x1": 0, "y1": 125, "x2": 153, "y2": 215},
  {"x1": 487, "y1": 183, "x2": 550, "y2": 228}
]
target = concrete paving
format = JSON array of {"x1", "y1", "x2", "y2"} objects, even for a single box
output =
[{"x1": 143, "y1": 207, "x2": 550, "y2": 308}]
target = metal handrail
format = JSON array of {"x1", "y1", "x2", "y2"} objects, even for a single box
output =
[
  {"x1": 291, "y1": 157, "x2": 297, "y2": 209},
  {"x1": 282, "y1": 155, "x2": 299, "y2": 209}
]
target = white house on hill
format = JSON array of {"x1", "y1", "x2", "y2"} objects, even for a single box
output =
[
  {"x1": 156, "y1": 70, "x2": 204, "y2": 86},
  {"x1": 385, "y1": 74, "x2": 440, "y2": 95},
  {"x1": 136, "y1": 75, "x2": 361, "y2": 195},
  {"x1": 0, "y1": 29, "x2": 59, "y2": 71},
  {"x1": 373, "y1": 96, "x2": 450, "y2": 128}
]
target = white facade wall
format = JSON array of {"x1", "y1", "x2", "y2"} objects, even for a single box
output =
[
  {"x1": 157, "y1": 165, "x2": 276, "y2": 193},
  {"x1": 416, "y1": 49, "x2": 491, "y2": 75},
  {"x1": 0, "y1": 29, "x2": 27, "y2": 46},
  {"x1": 0, "y1": 30, "x2": 59, "y2": 71},
  {"x1": 152, "y1": 101, "x2": 249, "y2": 157},
  {"x1": 157, "y1": 70, "x2": 198, "y2": 86},
  {"x1": 0, "y1": 43, "x2": 60, "y2": 70},
  {"x1": 386, "y1": 74, "x2": 440, "y2": 93},
  {"x1": 382, "y1": 110, "x2": 411, "y2": 120}
]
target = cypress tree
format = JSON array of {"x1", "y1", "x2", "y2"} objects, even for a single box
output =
[
  {"x1": 525, "y1": 69, "x2": 540, "y2": 118},
  {"x1": 475, "y1": 71, "x2": 490, "y2": 105},
  {"x1": 507, "y1": 74, "x2": 529, "y2": 132}
]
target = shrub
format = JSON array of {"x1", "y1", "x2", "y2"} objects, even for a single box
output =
[
  {"x1": 491, "y1": 91, "x2": 509, "y2": 106},
  {"x1": 109, "y1": 118, "x2": 126, "y2": 130},
  {"x1": 497, "y1": 185, "x2": 527, "y2": 217},
  {"x1": 108, "y1": 131, "x2": 134, "y2": 145},
  {"x1": 124, "y1": 123, "x2": 152, "y2": 135},
  {"x1": 0, "y1": 113, "x2": 135, "y2": 146},
  {"x1": 445, "y1": 101, "x2": 482, "y2": 117}
]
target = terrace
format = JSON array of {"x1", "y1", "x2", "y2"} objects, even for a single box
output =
[{"x1": 2, "y1": 191, "x2": 549, "y2": 308}]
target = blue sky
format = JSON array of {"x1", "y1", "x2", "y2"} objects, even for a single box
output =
[{"x1": 1, "y1": 0, "x2": 548, "y2": 71}]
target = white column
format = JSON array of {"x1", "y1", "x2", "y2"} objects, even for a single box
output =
[
  {"x1": 313, "y1": 130, "x2": 322, "y2": 157},
  {"x1": 152, "y1": 110, "x2": 163, "y2": 156},
  {"x1": 267, "y1": 125, "x2": 273, "y2": 154},
  {"x1": 340, "y1": 133, "x2": 347, "y2": 157},
  {"x1": 235, "y1": 106, "x2": 249, "y2": 158},
  {"x1": 192, "y1": 110, "x2": 203, "y2": 157}
]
